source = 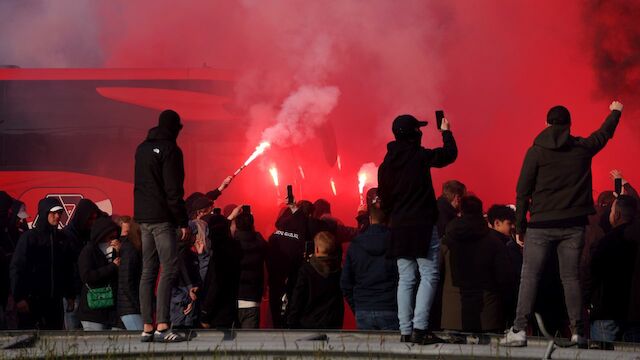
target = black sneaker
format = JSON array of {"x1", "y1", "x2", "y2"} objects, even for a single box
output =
[
  {"x1": 422, "y1": 332, "x2": 446, "y2": 345},
  {"x1": 140, "y1": 331, "x2": 154, "y2": 343},
  {"x1": 400, "y1": 335, "x2": 412, "y2": 343},
  {"x1": 154, "y1": 329, "x2": 187, "y2": 343},
  {"x1": 410, "y1": 328, "x2": 427, "y2": 344}
]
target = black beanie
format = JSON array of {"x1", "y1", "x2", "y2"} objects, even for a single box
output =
[
  {"x1": 158, "y1": 109, "x2": 183, "y2": 134},
  {"x1": 90, "y1": 217, "x2": 119, "y2": 244},
  {"x1": 547, "y1": 106, "x2": 571, "y2": 125}
]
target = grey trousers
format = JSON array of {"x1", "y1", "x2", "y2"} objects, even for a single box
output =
[
  {"x1": 139, "y1": 222, "x2": 179, "y2": 325},
  {"x1": 513, "y1": 226, "x2": 585, "y2": 335}
]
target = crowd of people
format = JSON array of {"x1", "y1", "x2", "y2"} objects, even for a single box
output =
[{"x1": 0, "y1": 103, "x2": 638, "y2": 350}]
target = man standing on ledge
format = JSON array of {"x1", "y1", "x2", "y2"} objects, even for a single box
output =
[
  {"x1": 135, "y1": 109, "x2": 190, "y2": 343},
  {"x1": 501, "y1": 101, "x2": 623, "y2": 347},
  {"x1": 378, "y1": 114, "x2": 457, "y2": 344}
]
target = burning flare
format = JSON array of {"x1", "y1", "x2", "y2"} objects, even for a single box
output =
[
  {"x1": 337, "y1": 155, "x2": 342, "y2": 171},
  {"x1": 358, "y1": 172, "x2": 367, "y2": 204},
  {"x1": 233, "y1": 141, "x2": 271, "y2": 177},
  {"x1": 330, "y1": 178, "x2": 337, "y2": 196},
  {"x1": 269, "y1": 166, "x2": 279, "y2": 187},
  {"x1": 298, "y1": 165, "x2": 306, "y2": 180}
]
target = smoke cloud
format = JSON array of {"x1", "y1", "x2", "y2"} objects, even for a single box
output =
[{"x1": 261, "y1": 86, "x2": 340, "y2": 146}]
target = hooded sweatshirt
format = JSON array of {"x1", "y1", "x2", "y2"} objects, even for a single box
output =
[
  {"x1": 10, "y1": 197, "x2": 74, "y2": 302},
  {"x1": 287, "y1": 255, "x2": 343, "y2": 329},
  {"x1": 64, "y1": 199, "x2": 100, "y2": 294},
  {"x1": 134, "y1": 126, "x2": 188, "y2": 227},
  {"x1": 341, "y1": 224, "x2": 397, "y2": 312},
  {"x1": 378, "y1": 130, "x2": 457, "y2": 258},
  {"x1": 440, "y1": 215, "x2": 513, "y2": 332},
  {"x1": 515, "y1": 110, "x2": 621, "y2": 233},
  {"x1": 77, "y1": 217, "x2": 120, "y2": 325}
]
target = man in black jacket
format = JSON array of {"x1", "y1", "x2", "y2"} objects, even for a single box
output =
[
  {"x1": 232, "y1": 212, "x2": 267, "y2": 329},
  {"x1": 502, "y1": 101, "x2": 623, "y2": 347},
  {"x1": 63, "y1": 198, "x2": 100, "y2": 330},
  {"x1": 134, "y1": 109, "x2": 190, "y2": 342},
  {"x1": 10, "y1": 197, "x2": 75, "y2": 329},
  {"x1": 378, "y1": 114, "x2": 457, "y2": 344},
  {"x1": 341, "y1": 188, "x2": 398, "y2": 330},
  {"x1": 586, "y1": 195, "x2": 639, "y2": 343}
]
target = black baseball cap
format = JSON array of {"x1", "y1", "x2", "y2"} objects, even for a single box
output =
[{"x1": 392, "y1": 114, "x2": 428, "y2": 137}]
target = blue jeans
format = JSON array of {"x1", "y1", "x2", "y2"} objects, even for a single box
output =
[
  {"x1": 591, "y1": 320, "x2": 620, "y2": 342},
  {"x1": 121, "y1": 314, "x2": 144, "y2": 331},
  {"x1": 397, "y1": 228, "x2": 440, "y2": 335},
  {"x1": 355, "y1": 310, "x2": 399, "y2": 331},
  {"x1": 81, "y1": 321, "x2": 110, "y2": 331},
  {"x1": 63, "y1": 297, "x2": 82, "y2": 330}
]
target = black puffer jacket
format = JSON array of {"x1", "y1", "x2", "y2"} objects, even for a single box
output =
[
  {"x1": 117, "y1": 238, "x2": 141, "y2": 317},
  {"x1": 134, "y1": 126, "x2": 188, "y2": 227},
  {"x1": 236, "y1": 230, "x2": 267, "y2": 303},
  {"x1": 77, "y1": 217, "x2": 120, "y2": 325},
  {"x1": 516, "y1": 110, "x2": 621, "y2": 233},
  {"x1": 10, "y1": 198, "x2": 74, "y2": 303},
  {"x1": 378, "y1": 131, "x2": 457, "y2": 258}
]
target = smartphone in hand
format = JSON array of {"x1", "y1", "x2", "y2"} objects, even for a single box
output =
[
  {"x1": 435, "y1": 110, "x2": 445, "y2": 130},
  {"x1": 287, "y1": 185, "x2": 295, "y2": 205},
  {"x1": 615, "y1": 178, "x2": 623, "y2": 195}
]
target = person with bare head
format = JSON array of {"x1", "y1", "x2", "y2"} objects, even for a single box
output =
[
  {"x1": 586, "y1": 195, "x2": 639, "y2": 344},
  {"x1": 287, "y1": 231, "x2": 343, "y2": 329},
  {"x1": 502, "y1": 101, "x2": 623, "y2": 347},
  {"x1": 341, "y1": 188, "x2": 399, "y2": 330},
  {"x1": 437, "y1": 180, "x2": 467, "y2": 237}
]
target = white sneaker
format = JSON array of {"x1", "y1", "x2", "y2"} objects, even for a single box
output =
[{"x1": 499, "y1": 327, "x2": 527, "y2": 347}]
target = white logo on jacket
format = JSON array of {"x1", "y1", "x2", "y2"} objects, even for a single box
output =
[{"x1": 153, "y1": 148, "x2": 160, "y2": 154}]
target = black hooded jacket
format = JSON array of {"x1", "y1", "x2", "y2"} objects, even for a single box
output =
[
  {"x1": 340, "y1": 224, "x2": 397, "y2": 312},
  {"x1": 440, "y1": 215, "x2": 513, "y2": 331},
  {"x1": 134, "y1": 126, "x2": 188, "y2": 227},
  {"x1": 287, "y1": 255, "x2": 343, "y2": 329},
  {"x1": 585, "y1": 221, "x2": 640, "y2": 321},
  {"x1": 236, "y1": 230, "x2": 267, "y2": 303},
  {"x1": 117, "y1": 238, "x2": 142, "y2": 317},
  {"x1": 77, "y1": 217, "x2": 120, "y2": 325},
  {"x1": 10, "y1": 198, "x2": 74, "y2": 302},
  {"x1": 378, "y1": 131, "x2": 457, "y2": 258},
  {"x1": 64, "y1": 199, "x2": 100, "y2": 294},
  {"x1": 516, "y1": 110, "x2": 621, "y2": 233}
]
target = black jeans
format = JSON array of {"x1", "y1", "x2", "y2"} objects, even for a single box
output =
[
  {"x1": 139, "y1": 222, "x2": 179, "y2": 325},
  {"x1": 238, "y1": 307, "x2": 260, "y2": 329},
  {"x1": 514, "y1": 227, "x2": 585, "y2": 335}
]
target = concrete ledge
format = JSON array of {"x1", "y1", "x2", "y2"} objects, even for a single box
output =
[{"x1": 1, "y1": 330, "x2": 639, "y2": 359}]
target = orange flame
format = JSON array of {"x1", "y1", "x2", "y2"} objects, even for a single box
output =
[{"x1": 330, "y1": 178, "x2": 337, "y2": 196}]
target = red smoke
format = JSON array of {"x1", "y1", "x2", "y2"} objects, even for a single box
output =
[{"x1": 2, "y1": 0, "x2": 639, "y2": 236}]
